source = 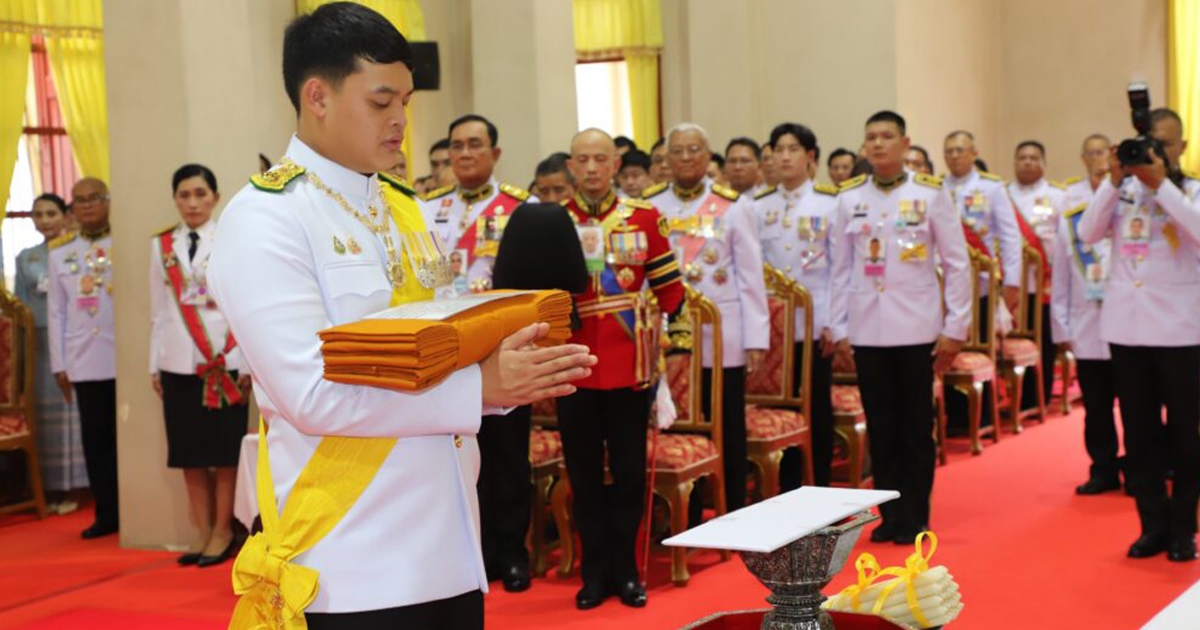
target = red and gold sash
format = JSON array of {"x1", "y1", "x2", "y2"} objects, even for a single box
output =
[
  {"x1": 1011, "y1": 204, "x2": 1051, "y2": 303},
  {"x1": 159, "y1": 231, "x2": 241, "y2": 409},
  {"x1": 455, "y1": 191, "x2": 524, "y2": 264},
  {"x1": 678, "y1": 191, "x2": 733, "y2": 266}
]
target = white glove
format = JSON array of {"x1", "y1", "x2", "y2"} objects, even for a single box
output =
[
  {"x1": 655, "y1": 373, "x2": 676, "y2": 430},
  {"x1": 994, "y1": 300, "x2": 1014, "y2": 337}
]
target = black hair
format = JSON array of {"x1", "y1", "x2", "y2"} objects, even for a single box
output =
[
  {"x1": 430, "y1": 138, "x2": 450, "y2": 154},
  {"x1": 282, "y1": 2, "x2": 414, "y2": 113},
  {"x1": 907, "y1": 145, "x2": 934, "y2": 174},
  {"x1": 1150, "y1": 108, "x2": 1184, "y2": 133},
  {"x1": 448, "y1": 114, "x2": 499, "y2": 147},
  {"x1": 651, "y1": 137, "x2": 666, "y2": 153},
  {"x1": 866, "y1": 110, "x2": 906, "y2": 136},
  {"x1": 725, "y1": 137, "x2": 761, "y2": 160},
  {"x1": 258, "y1": 153, "x2": 272, "y2": 172},
  {"x1": 827, "y1": 147, "x2": 856, "y2": 167},
  {"x1": 614, "y1": 136, "x2": 637, "y2": 152},
  {"x1": 769, "y1": 122, "x2": 818, "y2": 153},
  {"x1": 710, "y1": 153, "x2": 725, "y2": 168},
  {"x1": 850, "y1": 157, "x2": 873, "y2": 178},
  {"x1": 34, "y1": 192, "x2": 69, "y2": 214},
  {"x1": 535, "y1": 153, "x2": 574, "y2": 183},
  {"x1": 172, "y1": 163, "x2": 219, "y2": 193},
  {"x1": 619, "y1": 149, "x2": 651, "y2": 173},
  {"x1": 974, "y1": 158, "x2": 989, "y2": 172},
  {"x1": 1015, "y1": 140, "x2": 1046, "y2": 159}
]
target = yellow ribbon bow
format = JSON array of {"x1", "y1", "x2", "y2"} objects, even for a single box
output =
[
  {"x1": 837, "y1": 531, "x2": 939, "y2": 628},
  {"x1": 229, "y1": 531, "x2": 320, "y2": 629}
]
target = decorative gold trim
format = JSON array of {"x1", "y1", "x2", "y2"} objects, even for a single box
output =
[{"x1": 0, "y1": 20, "x2": 103, "y2": 39}]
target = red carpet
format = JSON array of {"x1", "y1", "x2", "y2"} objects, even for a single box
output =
[{"x1": 1, "y1": 405, "x2": 1197, "y2": 629}]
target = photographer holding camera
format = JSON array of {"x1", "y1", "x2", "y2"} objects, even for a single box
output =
[{"x1": 1077, "y1": 100, "x2": 1200, "y2": 563}]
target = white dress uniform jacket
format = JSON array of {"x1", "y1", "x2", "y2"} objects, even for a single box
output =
[
  {"x1": 830, "y1": 173, "x2": 972, "y2": 346},
  {"x1": 754, "y1": 180, "x2": 838, "y2": 340},
  {"x1": 648, "y1": 178, "x2": 770, "y2": 367},
  {"x1": 1050, "y1": 211, "x2": 1111, "y2": 360},
  {"x1": 148, "y1": 220, "x2": 245, "y2": 375},
  {"x1": 48, "y1": 232, "x2": 115, "y2": 381},
  {"x1": 1077, "y1": 175, "x2": 1200, "y2": 347},
  {"x1": 1064, "y1": 176, "x2": 1099, "y2": 209},
  {"x1": 208, "y1": 136, "x2": 491, "y2": 613},
  {"x1": 943, "y1": 168, "x2": 1023, "y2": 288},
  {"x1": 1008, "y1": 177, "x2": 1068, "y2": 291}
]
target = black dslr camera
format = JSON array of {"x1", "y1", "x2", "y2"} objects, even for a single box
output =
[{"x1": 1117, "y1": 82, "x2": 1165, "y2": 166}]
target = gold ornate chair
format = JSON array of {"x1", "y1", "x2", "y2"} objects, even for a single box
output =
[
  {"x1": 942, "y1": 249, "x2": 1002, "y2": 455},
  {"x1": 0, "y1": 290, "x2": 45, "y2": 518},
  {"x1": 744, "y1": 265, "x2": 814, "y2": 498},
  {"x1": 528, "y1": 397, "x2": 563, "y2": 577},
  {"x1": 1055, "y1": 348, "x2": 1079, "y2": 414},
  {"x1": 998, "y1": 245, "x2": 1048, "y2": 431}
]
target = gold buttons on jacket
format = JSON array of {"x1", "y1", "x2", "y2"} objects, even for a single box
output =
[
  {"x1": 1134, "y1": 280, "x2": 1143, "y2": 288},
  {"x1": 454, "y1": 435, "x2": 464, "y2": 448}
]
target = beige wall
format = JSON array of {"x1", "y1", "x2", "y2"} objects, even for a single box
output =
[{"x1": 105, "y1": 0, "x2": 294, "y2": 550}]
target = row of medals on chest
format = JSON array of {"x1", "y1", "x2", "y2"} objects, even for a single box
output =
[
  {"x1": 763, "y1": 200, "x2": 831, "y2": 274},
  {"x1": 65, "y1": 242, "x2": 112, "y2": 317}
]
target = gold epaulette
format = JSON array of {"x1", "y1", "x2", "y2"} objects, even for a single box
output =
[
  {"x1": 914, "y1": 173, "x2": 942, "y2": 189},
  {"x1": 48, "y1": 232, "x2": 77, "y2": 250},
  {"x1": 621, "y1": 198, "x2": 653, "y2": 210},
  {"x1": 378, "y1": 172, "x2": 416, "y2": 198},
  {"x1": 422, "y1": 183, "x2": 455, "y2": 201},
  {"x1": 753, "y1": 185, "x2": 777, "y2": 200},
  {"x1": 499, "y1": 182, "x2": 531, "y2": 202},
  {"x1": 1049, "y1": 180, "x2": 1068, "y2": 190},
  {"x1": 641, "y1": 181, "x2": 669, "y2": 199},
  {"x1": 978, "y1": 171, "x2": 1003, "y2": 182},
  {"x1": 814, "y1": 183, "x2": 839, "y2": 196},
  {"x1": 839, "y1": 174, "x2": 867, "y2": 191},
  {"x1": 1062, "y1": 176, "x2": 1083, "y2": 186},
  {"x1": 1184, "y1": 170, "x2": 1200, "y2": 182},
  {"x1": 1064, "y1": 202, "x2": 1088, "y2": 217},
  {"x1": 711, "y1": 183, "x2": 739, "y2": 201},
  {"x1": 153, "y1": 222, "x2": 179, "y2": 237},
  {"x1": 250, "y1": 160, "x2": 306, "y2": 193}
]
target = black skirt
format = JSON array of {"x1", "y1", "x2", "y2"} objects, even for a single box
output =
[{"x1": 161, "y1": 371, "x2": 248, "y2": 468}]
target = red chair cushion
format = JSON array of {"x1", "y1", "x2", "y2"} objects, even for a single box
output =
[
  {"x1": 745, "y1": 405, "x2": 807, "y2": 440},
  {"x1": 0, "y1": 414, "x2": 28, "y2": 438},
  {"x1": 947, "y1": 351, "x2": 995, "y2": 382},
  {"x1": 0, "y1": 318, "x2": 12, "y2": 407},
  {"x1": 530, "y1": 428, "x2": 563, "y2": 466},
  {"x1": 649, "y1": 432, "x2": 719, "y2": 471},
  {"x1": 1001, "y1": 338, "x2": 1040, "y2": 366},
  {"x1": 832, "y1": 385, "x2": 864, "y2": 415},
  {"x1": 746, "y1": 297, "x2": 787, "y2": 396}
]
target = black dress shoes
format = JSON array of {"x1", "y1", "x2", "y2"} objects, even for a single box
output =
[
  {"x1": 81, "y1": 522, "x2": 118, "y2": 539},
  {"x1": 1127, "y1": 533, "x2": 1169, "y2": 559},
  {"x1": 501, "y1": 564, "x2": 531, "y2": 593},
  {"x1": 177, "y1": 552, "x2": 202, "y2": 566},
  {"x1": 1075, "y1": 477, "x2": 1121, "y2": 495},
  {"x1": 197, "y1": 539, "x2": 236, "y2": 568},
  {"x1": 893, "y1": 525, "x2": 929, "y2": 546},
  {"x1": 869, "y1": 521, "x2": 897, "y2": 543},
  {"x1": 1168, "y1": 536, "x2": 1198, "y2": 562},
  {"x1": 614, "y1": 580, "x2": 647, "y2": 608},
  {"x1": 575, "y1": 582, "x2": 608, "y2": 610}
]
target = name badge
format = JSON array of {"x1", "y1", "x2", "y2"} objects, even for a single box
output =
[
  {"x1": 76, "y1": 295, "x2": 100, "y2": 312},
  {"x1": 36, "y1": 275, "x2": 49, "y2": 294},
  {"x1": 864, "y1": 236, "x2": 886, "y2": 276}
]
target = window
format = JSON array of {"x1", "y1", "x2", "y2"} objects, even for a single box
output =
[
  {"x1": 574, "y1": 60, "x2": 634, "y2": 139},
  {"x1": 4, "y1": 36, "x2": 79, "y2": 288}
]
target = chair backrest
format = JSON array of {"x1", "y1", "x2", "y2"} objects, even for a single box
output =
[
  {"x1": 962, "y1": 249, "x2": 1000, "y2": 360},
  {"x1": 746, "y1": 265, "x2": 813, "y2": 422},
  {"x1": 666, "y1": 286, "x2": 723, "y2": 450},
  {"x1": 0, "y1": 289, "x2": 35, "y2": 436},
  {"x1": 1012, "y1": 244, "x2": 1045, "y2": 344}
]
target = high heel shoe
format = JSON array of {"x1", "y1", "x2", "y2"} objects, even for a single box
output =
[
  {"x1": 197, "y1": 539, "x2": 237, "y2": 568},
  {"x1": 177, "y1": 552, "x2": 202, "y2": 566}
]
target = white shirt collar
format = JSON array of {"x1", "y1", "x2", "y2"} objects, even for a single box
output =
[
  {"x1": 285, "y1": 134, "x2": 377, "y2": 207},
  {"x1": 944, "y1": 167, "x2": 979, "y2": 189},
  {"x1": 780, "y1": 179, "x2": 813, "y2": 201}
]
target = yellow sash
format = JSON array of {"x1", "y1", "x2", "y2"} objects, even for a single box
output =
[{"x1": 228, "y1": 184, "x2": 434, "y2": 630}]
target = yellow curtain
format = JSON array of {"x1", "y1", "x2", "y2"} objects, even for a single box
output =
[
  {"x1": 573, "y1": 0, "x2": 663, "y2": 150},
  {"x1": 0, "y1": 0, "x2": 36, "y2": 222},
  {"x1": 37, "y1": 0, "x2": 108, "y2": 183},
  {"x1": 295, "y1": 0, "x2": 426, "y2": 182},
  {"x1": 1169, "y1": 0, "x2": 1200, "y2": 175}
]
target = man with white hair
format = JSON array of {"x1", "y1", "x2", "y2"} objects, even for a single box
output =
[{"x1": 644, "y1": 122, "x2": 769, "y2": 516}]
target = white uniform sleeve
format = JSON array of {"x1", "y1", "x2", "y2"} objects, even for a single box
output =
[
  {"x1": 1049, "y1": 215, "x2": 1072, "y2": 345},
  {"x1": 1077, "y1": 178, "x2": 1118, "y2": 245},
  {"x1": 1153, "y1": 179, "x2": 1200, "y2": 248},
  {"x1": 148, "y1": 238, "x2": 165, "y2": 375},
  {"x1": 732, "y1": 199, "x2": 770, "y2": 351},
  {"x1": 932, "y1": 189, "x2": 972, "y2": 341},
  {"x1": 829, "y1": 195, "x2": 852, "y2": 343},
  {"x1": 992, "y1": 184, "x2": 1024, "y2": 288},
  {"x1": 208, "y1": 194, "x2": 484, "y2": 439},
  {"x1": 47, "y1": 250, "x2": 66, "y2": 376}
]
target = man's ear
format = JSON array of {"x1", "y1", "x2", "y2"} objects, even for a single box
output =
[{"x1": 302, "y1": 77, "x2": 330, "y2": 120}]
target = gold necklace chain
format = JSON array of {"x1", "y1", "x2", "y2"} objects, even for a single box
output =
[{"x1": 304, "y1": 166, "x2": 407, "y2": 289}]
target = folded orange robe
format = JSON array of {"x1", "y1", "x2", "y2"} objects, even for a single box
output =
[{"x1": 319, "y1": 290, "x2": 573, "y2": 392}]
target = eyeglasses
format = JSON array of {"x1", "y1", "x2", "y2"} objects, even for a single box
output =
[
  {"x1": 73, "y1": 193, "x2": 109, "y2": 206},
  {"x1": 668, "y1": 145, "x2": 707, "y2": 158}
]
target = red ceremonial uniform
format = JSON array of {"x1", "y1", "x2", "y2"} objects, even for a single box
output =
[{"x1": 564, "y1": 190, "x2": 684, "y2": 390}]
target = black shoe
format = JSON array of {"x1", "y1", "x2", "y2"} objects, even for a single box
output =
[
  {"x1": 1168, "y1": 536, "x2": 1198, "y2": 562},
  {"x1": 81, "y1": 522, "x2": 118, "y2": 539},
  {"x1": 197, "y1": 539, "x2": 236, "y2": 568},
  {"x1": 1128, "y1": 533, "x2": 1169, "y2": 559},
  {"x1": 501, "y1": 564, "x2": 531, "y2": 593},
  {"x1": 894, "y1": 525, "x2": 929, "y2": 546},
  {"x1": 1075, "y1": 477, "x2": 1121, "y2": 495},
  {"x1": 869, "y1": 521, "x2": 897, "y2": 543},
  {"x1": 614, "y1": 580, "x2": 647, "y2": 608},
  {"x1": 177, "y1": 552, "x2": 202, "y2": 566},
  {"x1": 575, "y1": 582, "x2": 608, "y2": 610}
]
